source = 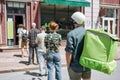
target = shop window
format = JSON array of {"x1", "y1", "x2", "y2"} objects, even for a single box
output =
[
  {"x1": 14, "y1": 2, "x2": 19, "y2": 8},
  {"x1": 7, "y1": 2, "x2": 25, "y2": 8},
  {"x1": 106, "y1": 9, "x2": 115, "y2": 17},
  {"x1": 40, "y1": 3, "x2": 81, "y2": 39},
  {"x1": 20, "y1": 3, "x2": 25, "y2": 8},
  {"x1": 40, "y1": 3, "x2": 81, "y2": 29},
  {"x1": 104, "y1": 8, "x2": 118, "y2": 35},
  {"x1": 6, "y1": 1, "x2": 26, "y2": 14},
  {"x1": 7, "y1": 2, "x2": 12, "y2": 7}
]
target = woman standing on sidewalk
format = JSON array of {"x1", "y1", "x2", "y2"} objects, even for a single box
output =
[
  {"x1": 44, "y1": 21, "x2": 62, "y2": 80},
  {"x1": 21, "y1": 26, "x2": 29, "y2": 58},
  {"x1": 17, "y1": 24, "x2": 23, "y2": 48}
]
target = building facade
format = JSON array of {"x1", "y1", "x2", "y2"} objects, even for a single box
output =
[
  {"x1": 99, "y1": 0, "x2": 120, "y2": 37},
  {"x1": 0, "y1": 0, "x2": 119, "y2": 46},
  {"x1": 0, "y1": 0, "x2": 40, "y2": 46},
  {"x1": 85, "y1": 0, "x2": 120, "y2": 38},
  {"x1": 0, "y1": 0, "x2": 89, "y2": 46},
  {"x1": 0, "y1": 0, "x2": 5, "y2": 46},
  {"x1": 85, "y1": 0, "x2": 100, "y2": 29}
]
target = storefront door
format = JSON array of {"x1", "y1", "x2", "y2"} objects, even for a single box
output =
[
  {"x1": 6, "y1": 1, "x2": 26, "y2": 46},
  {"x1": 14, "y1": 15, "x2": 23, "y2": 45},
  {"x1": 7, "y1": 15, "x2": 24, "y2": 46}
]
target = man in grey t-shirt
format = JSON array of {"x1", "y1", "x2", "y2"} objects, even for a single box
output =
[{"x1": 36, "y1": 26, "x2": 47, "y2": 76}]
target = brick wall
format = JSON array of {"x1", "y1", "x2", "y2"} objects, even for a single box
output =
[
  {"x1": 31, "y1": 2, "x2": 40, "y2": 29},
  {"x1": 26, "y1": 2, "x2": 40, "y2": 30},
  {"x1": 26, "y1": 2, "x2": 31, "y2": 31},
  {"x1": 100, "y1": 0, "x2": 119, "y2": 5},
  {"x1": 1, "y1": 3, "x2": 6, "y2": 45}
]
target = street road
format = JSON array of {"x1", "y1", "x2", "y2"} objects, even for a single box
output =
[
  {"x1": 0, "y1": 60, "x2": 120, "y2": 80},
  {"x1": 91, "y1": 60, "x2": 120, "y2": 80},
  {"x1": 0, "y1": 67, "x2": 70, "y2": 80}
]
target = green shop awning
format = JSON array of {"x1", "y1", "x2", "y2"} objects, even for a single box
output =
[{"x1": 44, "y1": 0, "x2": 90, "y2": 7}]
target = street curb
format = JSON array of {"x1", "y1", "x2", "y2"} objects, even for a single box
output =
[
  {"x1": 0, "y1": 64, "x2": 66, "y2": 73},
  {"x1": 0, "y1": 67, "x2": 39, "y2": 73}
]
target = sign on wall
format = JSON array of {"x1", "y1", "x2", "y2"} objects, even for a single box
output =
[{"x1": 7, "y1": 18, "x2": 14, "y2": 39}]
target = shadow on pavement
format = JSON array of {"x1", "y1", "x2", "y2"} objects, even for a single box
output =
[
  {"x1": 19, "y1": 61, "x2": 28, "y2": 65},
  {"x1": 24, "y1": 71, "x2": 47, "y2": 77},
  {"x1": 13, "y1": 54, "x2": 22, "y2": 58},
  {"x1": 24, "y1": 71, "x2": 40, "y2": 77},
  {"x1": 32, "y1": 77, "x2": 41, "y2": 80}
]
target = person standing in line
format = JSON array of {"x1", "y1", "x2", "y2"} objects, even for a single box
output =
[
  {"x1": 65, "y1": 12, "x2": 91, "y2": 80},
  {"x1": 27, "y1": 22, "x2": 40, "y2": 65},
  {"x1": 17, "y1": 24, "x2": 23, "y2": 48},
  {"x1": 36, "y1": 26, "x2": 48, "y2": 76},
  {"x1": 21, "y1": 26, "x2": 29, "y2": 58},
  {"x1": 44, "y1": 21, "x2": 62, "y2": 80}
]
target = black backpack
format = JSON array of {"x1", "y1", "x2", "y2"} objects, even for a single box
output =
[{"x1": 22, "y1": 31, "x2": 28, "y2": 42}]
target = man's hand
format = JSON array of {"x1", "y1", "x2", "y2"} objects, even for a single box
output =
[{"x1": 65, "y1": 52, "x2": 72, "y2": 68}]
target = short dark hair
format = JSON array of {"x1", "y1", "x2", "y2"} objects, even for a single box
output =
[
  {"x1": 41, "y1": 26, "x2": 46, "y2": 31},
  {"x1": 73, "y1": 21, "x2": 77, "y2": 24}
]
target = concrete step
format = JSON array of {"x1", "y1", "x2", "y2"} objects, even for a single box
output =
[{"x1": 0, "y1": 45, "x2": 21, "y2": 52}]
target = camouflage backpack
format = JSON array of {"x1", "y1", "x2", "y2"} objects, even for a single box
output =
[{"x1": 45, "y1": 32, "x2": 62, "y2": 52}]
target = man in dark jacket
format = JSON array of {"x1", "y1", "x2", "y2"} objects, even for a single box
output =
[{"x1": 27, "y1": 22, "x2": 40, "y2": 65}]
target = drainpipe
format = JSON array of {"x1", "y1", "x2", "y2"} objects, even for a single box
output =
[
  {"x1": 119, "y1": 0, "x2": 120, "y2": 39},
  {"x1": 0, "y1": 17, "x2": 1, "y2": 44},
  {"x1": 91, "y1": 0, "x2": 93, "y2": 28},
  {"x1": 30, "y1": 1, "x2": 32, "y2": 29}
]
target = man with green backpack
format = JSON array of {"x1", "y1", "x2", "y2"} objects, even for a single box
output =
[
  {"x1": 65, "y1": 12, "x2": 119, "y2": 80},
  {"x1": 65, "y1": 12, "x2": 91, "y2": 80}
]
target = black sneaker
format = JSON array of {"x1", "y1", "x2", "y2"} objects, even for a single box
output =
[
  {"x1": 44, "y1": 73, "x2": 48, "y2": 76},
  {"x1": 26, "y1": 62, "x2": 31, "y2": 65},
  {"x1": 39, "y1": 73, "x2": 44, "y2": 76}
]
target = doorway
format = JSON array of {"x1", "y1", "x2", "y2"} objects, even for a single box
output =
[
  {"x1": 102, "y1": 17, "x2": 116, "y2": 35},
  {"x1": 14, "y1": 15, "x2": 23, "y2": 45}
]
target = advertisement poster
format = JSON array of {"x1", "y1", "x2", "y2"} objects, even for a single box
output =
[{"x1": 7, "y1": 18, "x2": 14, "y2": 39}]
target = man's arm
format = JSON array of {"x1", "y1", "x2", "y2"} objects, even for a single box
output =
[{"x1": 66, "y1": 52, "x2": 72, "y2": 68}]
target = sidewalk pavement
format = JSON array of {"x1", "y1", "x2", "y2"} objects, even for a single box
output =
[
  {"x1": 0, "y1": 40, "x2": 67, "y2": 73},
  {"x1": 0, "y1": 41, "x2": 120, "y2": 73}
]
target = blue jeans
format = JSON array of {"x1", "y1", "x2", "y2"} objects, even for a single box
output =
[
  {"x1": 38, "y1": 51, "x2": 47, "y2": 74},
  {"x1": 47, "y1": 52, "x2": 62, "y2": 80},
  {"x1": 28, "y1": 45, "x2": 38, "y2": 64}
]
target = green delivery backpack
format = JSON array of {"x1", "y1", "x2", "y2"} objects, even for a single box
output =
[{"x1": 80, "y1": 29, "x2": 119, "y2": 74}]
